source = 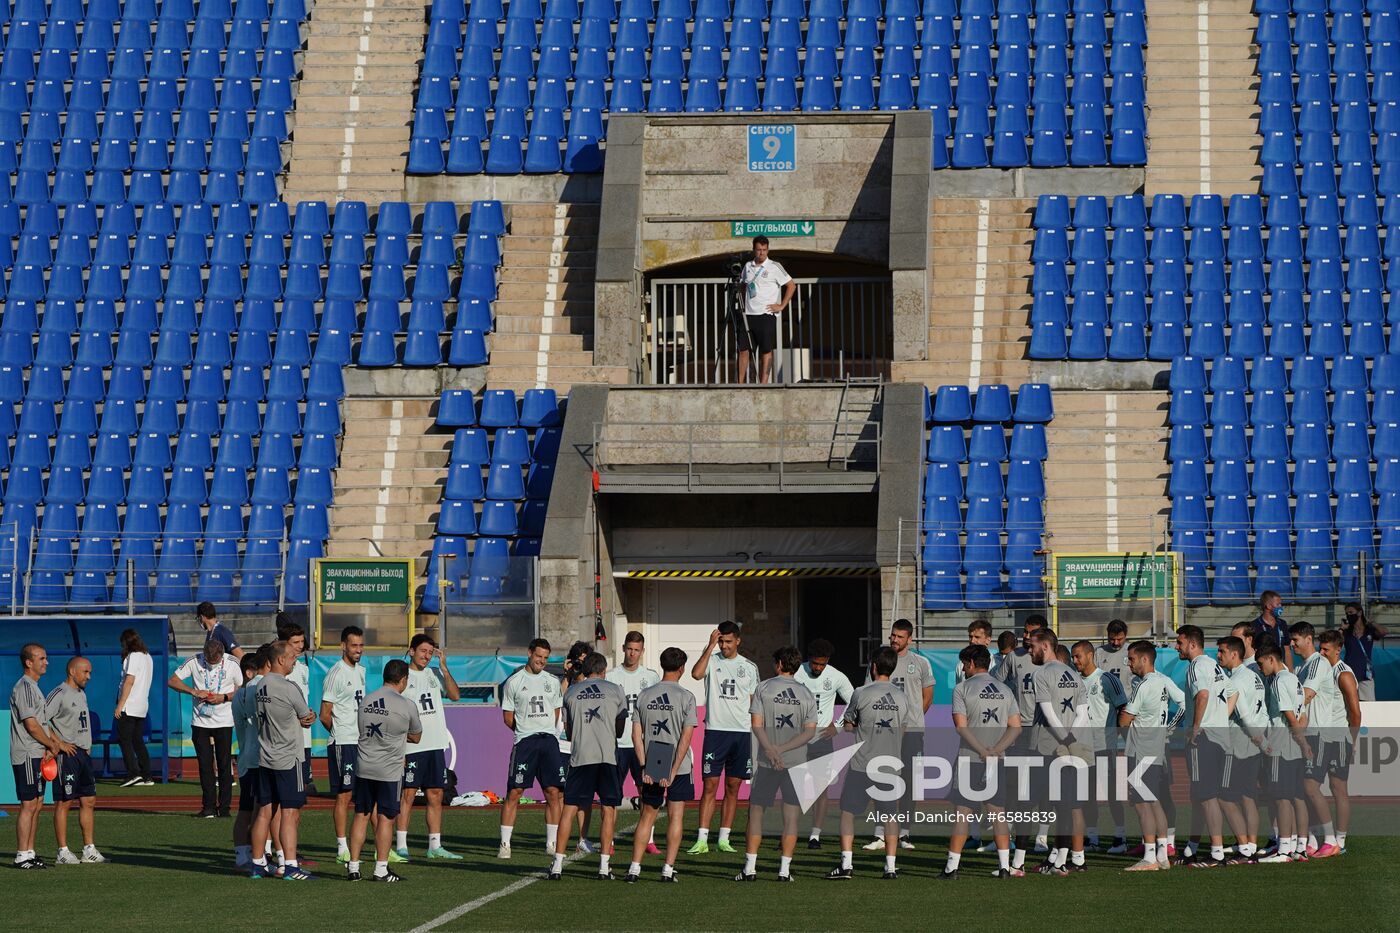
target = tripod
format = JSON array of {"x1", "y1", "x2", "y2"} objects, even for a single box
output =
[{"x1": 720, "y1": 254, "x2": 758, "y2": 384}]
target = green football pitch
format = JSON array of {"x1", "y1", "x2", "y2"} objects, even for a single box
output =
[{"x1": 3, "y1": 782, "x2": 1399, "y2": 932}]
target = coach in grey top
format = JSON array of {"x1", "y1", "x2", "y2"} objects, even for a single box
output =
[
  {"x1": 952, "y1": 662, "x2": 1019, "y2": 757},
  {"x1": 347, "y1": 660, "x2": 422, "y2": 883},
  {"x1": 250, "y1": 641, "x2": 317, "y2": 879},
  {"x1": 635, "y1": 679, "x2": 699, "y2": 776},
  {"x1": 1094, "y1": 620, "x2": 1131, "y2": 686},
  {"x1": 10, "y1": 643, "x2": 73, "y2": 870},
  {"x1": 357, "y1": 685, "x2": 423, "y2": 782},
  {"x1": 45, "y1": 673, "x2": 92, "y2": 752},
  {"x1": 844, "y1": 674, "x2": 908, "y2": 777},
  {"x1": 1028, "y1": 631, "x2": 1086, "y2": 756}
]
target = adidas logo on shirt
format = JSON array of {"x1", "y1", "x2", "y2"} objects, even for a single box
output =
[
  {"x1": 774, "y1": 687, "x2": 802, "y2": 706},
  {"x1": 872, "y1": 693, "x2": 901, "y2": 712},
  {"x1": 645, "y1": 692, "x2": 673, "y2": 711},
  {"x1": 978, "y1": 683, "x2": 1004, "y2": 700},
  {"x1": 576, "y1": 683, "x2": 604, "y2": 699},
  {"x1": 1057, "y1": 671, "x2": 1078, "y2": 688},
  {"x1": 364, "y1": 697, "x2": 388, "y2": 716}
]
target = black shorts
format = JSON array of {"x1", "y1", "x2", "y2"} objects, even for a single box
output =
[
  {"x1": 12, "y1": 758, "x2": 45, "y2": 801},
  {"x1": 404, "y1": 749, "x2": 448, "y2": 790},
  {"x1": 737, "y1": 313, "x2": 777, "y2": 354},
  {"x1": 953, "y1": 756, "x2": 1007, "y2": 810},
  {"x1": 508, "y1": 733, "x2": 565, "y2": 791},
  {"x1": 1268, "y1": 756, "x2": 1306, "y2": 799},
  {"x1": 640, "y1": 772, "x2": 695, "y2": 808},
  {"x1": 1187, "y1": 737, "x2": 1227, "y2": 801},
  {"x1": 749, "y1": 766, "x2": 799, "y2": 809},
  {"x1": 353, "y1": 776, "x2": 403, "y2": 819},
  {"x1": 1327, "y1": 741, "x2": 1352, "y2": 781},
  {"x1": 616, "y1": 746, "x2": 644, "y2": 790},
  {"x1": 302, "y1": 748, "x2": 314, "y2": 787},
  {"x1": 1128, "y1": 756, "x2": 1169, "y2": 805},
  {"x1": 808, "y1": 736, "x2": 835, "y2": 762},
  {"x1": 53, "y1": 748, "x2": 97, "y2": 801},
  {"x1": 239, "y1": 766, "x2": 264, "y2": 812},
  {"x1": 258, "y1": 765, "x2": 308, "y2": 809},
  {"x1": 701, "y1": 730, "x2": 752, "y2": 781},
  {"x1": 564, "y1": 761, "x2": 623, "y2": 807},
  {"x1": 1033, "y1": 750, "x2": 1089, "y2": 812},
  {"x1": 328, "y1": 743, "x2": 358, "y2": 795},
  {"x1": 1220, "y1": 753, "x2": 1260, "y2": 803}
]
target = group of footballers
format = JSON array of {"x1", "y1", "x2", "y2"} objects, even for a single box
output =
[{"x1": 7, "y1": 606, "x2": 1367, "y2": 881}]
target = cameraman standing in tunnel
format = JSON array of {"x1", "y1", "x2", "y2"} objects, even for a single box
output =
[{"x1": 735, "y1": 236, "x2": 796, "y2": 384}]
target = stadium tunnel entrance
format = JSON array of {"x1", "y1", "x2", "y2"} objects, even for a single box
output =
[
  {"x1": 606, "y1": 492, "x2": 881, "y2": 684},
  {"x1": 641, "y1": 253, "x2": 893, "y2": 385}
]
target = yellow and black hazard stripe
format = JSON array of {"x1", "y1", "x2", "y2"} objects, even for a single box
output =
[{"x1": 624, "y1": 567, "x2": 879, "y2": 579}]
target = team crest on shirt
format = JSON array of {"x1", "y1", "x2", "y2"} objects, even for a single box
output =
[{"x1": 907, "y1": 662, "x2": 916, "y2": 673}]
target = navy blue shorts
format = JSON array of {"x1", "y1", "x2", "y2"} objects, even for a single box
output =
[
  {"x1": 12, "y1": 758, "x2": 44, "y2": 801},
  {"x1": 700, "y1": 730, "x2": 752, "y2": 781},
  {"x1": 839, "y1": 766, "x2": 894, "y2": 817},
  {"x1": 564, "y1": 761, "x2": 623, "y2": 807},
  {"x1": 1326, "y1": 741, "x2": 1352, "y2": 781},
  {"x1": 953, "y1": 756, "x2": 1007, "y2": 810},
  {"x1": 328, "y1": 744, "x2": 358, "y2": 795},
  {"x1": 239, "y1": 766, "x2": 264, "y2": 813},
  {"x1": 749, "y1": 766, "x2": 798, "y2": 809},
  {"x1": 508, "y1": 733, "x2": 565, "y2": 791},
  {"x1": 53, "y1": 748, "x2": 96, "y2": 801},
  {"x1": 1269, "y1": 755, "x2": 1305, "y2": 799},
  {"x1": 615, "y1": 746, "x2": 643, "y2": 790},
  {"x1": 302, "y1": 748, "x2": 314, "y2": 787},
  {"x1": 1220, "y1": 754, "x2": 1260, "y2": 803},
  {"x1": 640, "y1": 771, "x2": 695, "y2": 808},
  {"x1": 353, "y1": 776, "x2": 403, "y2": 819},
  {"x1": 258, "y1": 765, "x2": 307, "y2": 810},
  {"x1": 404, "y1": 748, "x2": 448, "y2": 790},
  {"x1": 1187, "y1": 736, "x2": 1227, "y2": 801}
]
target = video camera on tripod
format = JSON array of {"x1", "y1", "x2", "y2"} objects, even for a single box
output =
[{"x1": 723, "y1": 251, "x2": 755, "y2": 381}]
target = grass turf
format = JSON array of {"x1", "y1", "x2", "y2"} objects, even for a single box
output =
[{"x1": 3, "y1": 781, "x2": 1399, "y2": 932}]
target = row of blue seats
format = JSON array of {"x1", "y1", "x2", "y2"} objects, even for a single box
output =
[
  {"x1": 1258, "y1": 8, "x2": 1400, "y2": 43},
  {"x1": 923, "y1": 459, "x2": 1047, "y2": 498},
  {"x1": 1169, "y1": 394, "x2": 1400, "y2": 434},
  {"x1": 432, "y1": 0, "x2": 1149, "y2": 22},
  {"x1": 1029, "y1": 314, "x2": 1400, "y2": 361},
  {"x1": 422, "y1": 534, "x2": 539, "y2": 609},
  {"x1": 437, "y1": 387, "x2": 562, "y2": 428},
  {"x1": 927, "y1": 423, "x2": 1047, "y2": 460},
  {"x1": 446, "y1": 459, "x2": 555, "y2": 502},
  {"x1": 0, "y1": 0, "x2": 302, "y2": 22},
  {"x1": 0, "y1": 23, "x2": 303, "y2": 80},
  {"x1": 439, "y1": 496, "x2": 549, "y2": 537},
  {"x1": 1169, "y1": 423, "x2": 1400, "y2": 468},
  {"x1": 922, "y1": 491, "x2": 1044, "y2": 526},
  {"x1": 1, "y1": 78, "x2": 293, "y2": 121},
  {"x1": 1034, "y1": 192, "x2": 1400, "y2": 229},
  {"x1": 1035, "y1": 290, "x2": 1400, "y2": 329},
  {"x1": 448, "y1": 425, "x2": 562, "y2": 465},
  {"x1": 1171, "y1": 458, "x2": 1400, "y2": 496},
  {"x1": 924, "y1": 381, "x2": 1052, "y2": 422}
]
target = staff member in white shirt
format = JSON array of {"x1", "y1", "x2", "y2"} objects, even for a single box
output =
[
  {"x1": 736, "y1": 236, "x2": 795, "y2": 385},
  {"x1": 115, "y1": 628, "x2": 155, "y2": 786},
  {"x1": 168, "y1": 639, "x2": 244, "y2": 818}
]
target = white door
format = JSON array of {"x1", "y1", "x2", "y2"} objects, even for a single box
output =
[{"x1": 647, "y1": 579, "x2": 735, "y2": 701}]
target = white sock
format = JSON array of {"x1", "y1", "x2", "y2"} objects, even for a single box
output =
[
  {"x1": 1143, "y1": 844, "x2": 1157, "y2": 864},
  {"x1": 1307, "y1": 832, "x2": 1319, "y2": 851},
  {"x1": 252, "y1": 857, "x2": 267, "y2": 868},
  {"x1": 1165, "y1": 831, "x2": 1176, "y2": 848},
  {"x1": 1211, "y1": 844, "x2": 1224, "y2": 861},
  {"x1": 276, "y1": 849, "x2": 285, "y2": 865},
  {"x1": 284, "y1": 859, "x2": 297, "y2": 869},
  {"x1": 429, "y1": 833, "x2": 441, "y2": 850},
  {"x1": 1337, "y1": 832, "x2": 1348, "y2": 849},
  {"x1": 778, "y1": 855, "x2": 791, "y2": 876},
  {"x1": 1280, "y1": 836, "x2": 1295, "y2": 856},
  {"x1": 884, "y1": 855, "x2": 897, "y2": 872},
  {"x1": 648, "y1": 828, "x2": 656, "y2": 845},
  {"x1": 997, "y1": 848, "x2": 1010, "y2": 870},
  {"x1": 374, "y1": 860, "x2": 387, "y2": 877},
  {"x1": 336, "y1": 836, "x2": 348, "y2": 854},
  {"x1": 1155, "y1": 841, "x2": 1168, "y2": 862},
  {"x1": 696, "y1": 828, "x2": 709, "y2": 843},
  {"x1": 1239, "y1": 842, "x2": 1257, "y2": 857},
  {"x1": 349, "y1": 860, "x2": 360, "y2": 873},
  {"x1": 545, "y1": 824, "x2": 559, "y2": 850},
  {"x1": 809, "y1": 827, "x2": 821, "y2": 840},
  {"x1": 629, "y1": 860, "x2": 641, "y2": 875},
  {"x1": 552, "y1": 852, "x2": 565, "y2": 872},
  {"x1": 661, "y1": 862, "x2": 674, "y2": 877},
  {"x1": 396, "y1": 831, "x2": 408, "y2": 850},
  {"x1": 500, "y1": 825, "x2": 513, "y2": 845},
  {"x1": 945, "y1": 851, "x2": 961, "y2": 872},
  {"x1": 1323, "y1": 822, "x2": 1336, "y2": 846},
  {"x1": 1012, "y1": 848, "x2": 1026, "y2": 869},
  {"x1": 1071, "y1": 849, "x2": 1085, "y2": 866},
  {"x1": 1054, "y1": 846, "x2": 1069, "y2": 867},
  {"x1": 58, "y1": 847, "x2": 72, "y2": 856},
  {"x1": 718, "y1": 827, "x2": 731, "y2": 844},
  {"x1": 744, "y1": 853, "x2": 757, "y2": 873},
  {"x1": 599, "y1": 854, "x2": 610, "y2": 872},
  {"x1": 874, "y1": 825, "x2": 885, "y2": 840},
  {"x1": 840, "y1": 850, "x2": 853, "y2": 870}
]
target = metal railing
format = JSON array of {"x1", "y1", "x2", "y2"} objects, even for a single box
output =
[
  {"x1": 645, "y1": 276, "x2": 893, "y2": 385},
  {"x1": 593, "y1": 417, "x2": 881, "y2": 490}
]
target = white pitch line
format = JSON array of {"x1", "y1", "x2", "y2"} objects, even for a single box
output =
[
  {"x1": 1197, "y1": 1, "x2": 1211, "y2": 194},
  {"x1": 968, "y1": 198, "x2": 990, "y2": 389},
  {"x1": 405, "y1": 816, "x2": 641, "y2": 933}
]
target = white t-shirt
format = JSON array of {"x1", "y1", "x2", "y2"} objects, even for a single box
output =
[
  {"x1": 121, "y1": 651, "x2": 154, "y2": 718},
  {"x1": 702, "y1": 651, "x2": 761, "y2": 732},
  {"x1": 174, "y1": 655, "x2": 244, "y2": 729},
  {"x1": 794, "y1": 661, "x2": 854, "y2": 732},
  {"x1": 406, "y1": 666, "x2": 451, "y2": 753},
  {"x1": 606, "y1": 664, "x2": 660, "y2": 749},
  {"x1": 289, "y1": 658, "x2": 312, "y2": 749},
  {"x1": 742, "y1": 259, "x2": 792, "y2": 315}
]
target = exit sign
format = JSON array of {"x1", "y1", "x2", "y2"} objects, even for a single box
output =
[{"x1": 730, "y1": 220, "x2": 816, "y2": 238}]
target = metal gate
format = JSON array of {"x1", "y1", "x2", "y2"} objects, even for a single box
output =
[{"x1": 645, "y1": 276, "x2": 893, "y2": 385}]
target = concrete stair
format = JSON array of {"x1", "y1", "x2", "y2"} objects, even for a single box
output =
[
  {"x1": 1043, "y1": 390, "x2": 1172, "y2": 555},
  {"x1": 892, "y1": 197, "x2": 1034, "y2": 389},
  {"x1": 326, "y1": 398, "x2": 449, "y2": 574},
  {"x1": 281, "y1": 0, "x2": 426, "y2": 205},
  {"x1": 1144, "y1": 0, "x2": 1262, "y2": 196},
  {"x1": 485, "y1": 201, "x2": 630, "y2": 393}
]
